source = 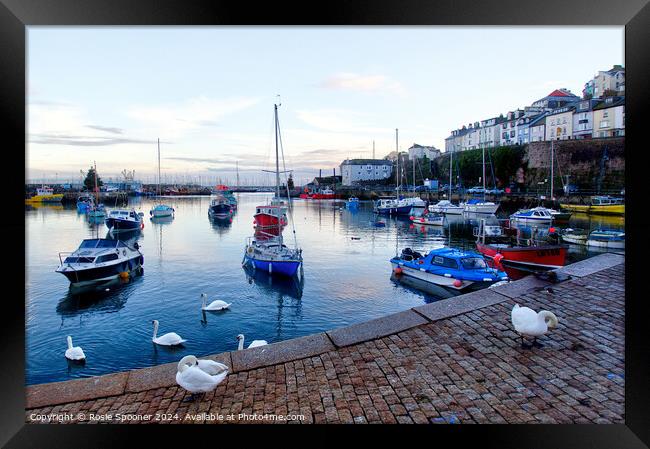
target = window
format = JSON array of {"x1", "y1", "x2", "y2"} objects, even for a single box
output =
[
  {"x1": 96, "y1": 253, "x2": 119, "y2": 263},
  {"x1": 510, "y1": 131, "x2": 515, "y2": 137},
  {"x1": 603, "y1": 111, "x2": 609, "y2": 118},
  {"x1": 432, "y1": 256, "x2": 458, "y2": 269},
  {"x1": 460, "y1": 257, "x2": 487, "y2": 269},
  {"x1": 600, "y1": 121, "x2": 609, "y2": 128}
]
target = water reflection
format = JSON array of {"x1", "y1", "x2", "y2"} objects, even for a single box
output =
[
  {"x1": 243, "y1": 263, "x2": 304, "y2": 301},
  {"x1": 56, "y1": 272, "x2": 143, "y2": 319},
  {"x1": 209, "y1": 213, "x2": 235, "y2": 235}
]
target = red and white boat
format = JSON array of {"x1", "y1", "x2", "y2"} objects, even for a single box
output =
[
  {"x1": 474, "y1": 219, "x2": 568, "y2": 272},
  {"x1": 300, "y1": 187, "x2": 337, "y2": 199},
  {"x1": 253, "y1": 198, "x2": 288, "y2": 228}
]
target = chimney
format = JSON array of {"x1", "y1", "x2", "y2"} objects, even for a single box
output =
[
  {"x1": 319, "y1": 169, "x2": 322, "y2": 179},
  {"x1": 333, "y1": 168, "x2": 336, "y2": 177}
]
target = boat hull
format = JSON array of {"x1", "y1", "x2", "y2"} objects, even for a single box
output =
[
  {"x1": 106, "y1": 217, "x2": 141, "y2": 230},
  {"x1": 209, "y1": 204, "x2": 233, "y2": 217},
  {"x1": 464, "y1": 203, "x2": 500, "y2": 214},
  {"x1": 244, "y1": 255, "x2": 301, "y2": 277},
  {"x1": 390, "y1": 261, "x2": 489, "y2": 291},
  {"x1": 151, "y1": 205, "x2": 174, "y2": 217},
  {"x1": 509, "y1": 216, "x2": 553, "y2": 225},
  {"x1": 586, "y1": 238, "x2": 625, "y2": 249},
  {"x1": 26, "y1": 193, "x2": 64, "y2": 203},
  {"x1": 254, "y1": 213, "x2": 287, "y2": 228},
  {"x1": 560, "y1": 203, "x2": 625, "y2": 216},
  {"x1": 477, "y1": 242, "x2": 568, "y2": 270},
  {"x1": 374, "y1": 205, "x2": 413, "y2": 215},
  {"x1": 57, "y1": 255, "x2": 143, "y2": 285}
]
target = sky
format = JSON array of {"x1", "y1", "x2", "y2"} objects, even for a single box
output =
[{"x1": 27, "y1": 27, "x2": 624, "y2": 185}]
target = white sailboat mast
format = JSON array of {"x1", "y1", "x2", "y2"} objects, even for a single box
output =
[{"x1": 395, "y1": 128, "x2": 399, "y2": 199}]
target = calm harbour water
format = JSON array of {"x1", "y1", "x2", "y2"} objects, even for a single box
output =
[{"x1": 25, "y1": 193, "x2": 624, "y2": 385}]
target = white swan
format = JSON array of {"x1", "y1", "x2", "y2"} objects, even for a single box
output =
[
  {"x1": 511, "y1": 304, "x2": 559, "y2": 348},
  {"x1": 200, "y1": 293, "x2": 231, "y2": 311},
  {"x1": 176, "y1": 355, "x2": 229, "y2": 401},
  {"x1": 65, "y1": 336, "x2": 86, "y2": 361},
  {"x1": 236, "y1": 333, "x2": 268, "y2": 350},
  {"x1": 151, "y1": 319, "x2": 187, "y2": 346}
]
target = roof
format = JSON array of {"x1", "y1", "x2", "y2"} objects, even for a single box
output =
[
  {"x1": 547, "y1": 89, "x2": 577, "y2": 98},
  {"x1": 593, "y1": 96, "x2": 625, "y2": 110},
  {"x1": 341, "y1": 159, "x2": 393, "y2": 166},
  {"x1": 528, "y1": 113, "x2": 548, "y2": 127}
]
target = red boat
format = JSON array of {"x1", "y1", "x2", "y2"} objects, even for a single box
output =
[
  {"x1": 474, "y1": 220, "x2": 568, "y2": 272},
  {"x1": 299, "y1": 187, "x2": 337, "y2": 199},
  {"x1": 253, "y1": 201, "x2": 288, "y2": 228}
]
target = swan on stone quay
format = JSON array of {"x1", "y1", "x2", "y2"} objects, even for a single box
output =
[
  {"x1": 64, "y1": 336, "x2": 86, "y2": 361},
  {"x1": 236, "y1": 334, "x2": 268, "y2": 350},
  {"x1": 511, "y1": 304, "x2": 559, "y2": 349},
  {"x1": 176, "y1": 355, "x2": 229, "y2": 401},
  {"x1": 151, "y1": 319, "x2": 187, "y2": 346},
  {"x1": 200, "y1": 293, "x2": 231, "y2": 311}
]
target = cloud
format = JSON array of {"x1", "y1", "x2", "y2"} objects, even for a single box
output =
[
  {"x1": 295, "y1": 109, "x2": 389, "y2": 134},
  {"x1": 126, "y1": 96, "x2": 260, "y2": 138},
  {"x1": 85, "y1": 125, "x2": 124, "y2": 134},
  {"x1": 29, "y1": 133, "x2": 156, "y2": 147},
  {"x1": 319, "y1": 73, "x2": 406, "y2": 96}
]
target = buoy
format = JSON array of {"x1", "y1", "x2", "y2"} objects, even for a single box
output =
[
  {"x1": 393, "y1": 267, "x2": 403, "y2": 275},
  {"x1": 119, "y1": 271, "x2": 130, "y2": 279},
  {"x1": 453, "y1": 279, "x2": 462, "y2": 287},
  {"x1": 409, "y1": 216, "x2": 415, "y2": 220},
  {"x1": 493, "y1": 253, "x2": 504, "y2": 265},
  {"x1": 140, "y1": 222, "x2": 145, "y2": 229},
  {"x1": 549, "y1": 227, "x2": 556, "y2": 233}
]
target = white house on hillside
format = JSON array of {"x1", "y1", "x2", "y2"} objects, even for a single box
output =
[{"x1": 340, "y1": 159, "x2": 393, "y2": 186}]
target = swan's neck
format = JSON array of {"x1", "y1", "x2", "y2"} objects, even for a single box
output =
[
  {"x1": 538, "y1": 311, "x2": 558, "y2": 328},
  {"x1": 67, "y1": 336, "x2": 73, "y2": 350},
  {"x1": 201, "y1": 295, "x2": 206, "y2": 308},
  {"x1": 153, "y1": 322, "x2": 158, "y2": 339},
  {"x1": 238, "y1": 337, "x2": 244, "y2": 350}
]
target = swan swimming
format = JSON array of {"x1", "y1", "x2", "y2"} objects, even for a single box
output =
[
  {"x1": 151, "y1": 319, "x2": 187, "y2": 346},
  {"x1": 65, "y1": 336, "x2": 86, "y2": 361},
  {"x1": 200, "y1": 293, "x2": 231, "y2": 311},
  {"x1": 511, "y1": 304, "x2": 559, "y2": 349},
  {"x1": 236, "y1": 334, "x2": 268, "y2": 350},
  {"x1": 176, "y1": 355, "x2": 229, "y2": 401}
]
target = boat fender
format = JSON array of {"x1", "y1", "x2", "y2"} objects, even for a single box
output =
[
  {"x1": 119, "y1": 271, "x2": 129, "y2": 279},
  {"x1": 141, "y1": 222, "x2": 145, "y2": 229},
  {"x1": 493, "y1": 253, "x2": 504, "y2": 266},
  {"x1": 247, "y1": 247, "x2": 254, "y2": 255},
  {"x1": 418, "y1": 260, "x2": 424, "y2": 264},
  {"x1": 393, "y1": 267, "x2": 403, "y2": 275},
  {"x1": 453, "y1": 280, "x2": 462, "y2": 287}
]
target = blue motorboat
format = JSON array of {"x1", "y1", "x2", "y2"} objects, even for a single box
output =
[
  {"x1": 346, "y1": 197, "x2": 360, "y2": 209},
  {"x1": 76, "y1": 195, "x2": 94, "y2": 213},
  {"x1": 106, "y1": 209, "x2": 144, "y2": 232},
  {"x1": 390, "y1": 247, "x2": 508, "y2": 292}
]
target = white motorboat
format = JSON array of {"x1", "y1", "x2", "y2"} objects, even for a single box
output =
[
  {"x1": 430, "y1": 200, "x2": 464, "y2": 215},
  {"x1": 56, "y1": 238, "x2": 143, "y2": 286}
]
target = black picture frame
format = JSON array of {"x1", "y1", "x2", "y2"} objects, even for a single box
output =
[{"x1": 3, "y1": 0, "x2": 649, "y2": 446}]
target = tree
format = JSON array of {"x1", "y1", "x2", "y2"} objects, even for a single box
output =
[
  {"x1": 83, "y1": 167, "x2": 103, "y2": 191},
  {"x1": 602, "y1": 89, "x2": 618, "y2": 98},
  {"x1": 287, "y1": 173, "x2": 294, "y2": 190}
]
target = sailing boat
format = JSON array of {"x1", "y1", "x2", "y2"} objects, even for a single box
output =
[
  {"x1": 86, "y1": 161, "x2": 106, "y2": 219},
  {"x1": 462, "y1": 146, "x2": 499, "y2": 214},
  {"x1": 150, "y1": 138, "x2": 175, "y2": 218},
  {"x1": 430, "y1": 148, "x2": 463, "y2": 215},
  {"x1": 243, "y1": 101, "x2": 302, "y2": 277},
  {"x1": 374, "y1": 129, "x2": 413, "y2": 215}
]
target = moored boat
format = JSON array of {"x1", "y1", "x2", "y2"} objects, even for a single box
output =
[
  {"x1": 463, "y1": 198, "x2": 500, "y2": 215},
  {"x1": 510, "y1": 207, "x2": 554, "y2": 225},
  {"x1": 253, "y1": 198, "x2": 288, "y2": 228},
  {"x1": 346, "y1": 197, "x2": 360, "y2": 209},
  {"x1": 410, "y1": 212, "x2": 444, "y2": 226},
  {"x1": 208, "y1": 194, "x2": 233, "y2": 218},
  {"x1": 560, "y1": 196, "x2": 624, "y2": 216},
  {"x1": 56, "y1": 238, "x2": 143, "y2": 286},
  {"x1": 560, "y1": 228, "x2": 588, "y2": 245},
  {"x1": 586, "y1": 229, "x2": 625, "y2": 249},
  {"x1": 106, "y1": 209, "x2": 144, "y2": 232},
  {"x1": 475, "y1": 219, "x2": 568, "y2": 271},
  {"x1": 150, "y1": 139, "x2": 175, "y2": 218},
  {"x1": 25, "y1": 186, "x2": 64, "y2": 203},
  {"x1": 390, "y1": 247, "x2": 508, "y2": 291},
  {"x1": 76, "y1": 194, "x2": 94, "y2": 212},
  {"x1": 429, "y1": 200, "x2": 464, "y2": 215}
]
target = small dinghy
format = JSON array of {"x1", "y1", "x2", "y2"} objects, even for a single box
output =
[{"x1": 410, "y1": 212, "x2": 444, "y2": 226}]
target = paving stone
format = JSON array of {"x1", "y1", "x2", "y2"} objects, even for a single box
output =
[
  {"x1": 26, "y1": 372, "x2": 128, "y2": 409},
  {"x1": 327, "y1": 310, "x2": 428, "y2": 347},
  {"x1": 412, "y1": 289, "x2": 506, "y2": 321}
]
